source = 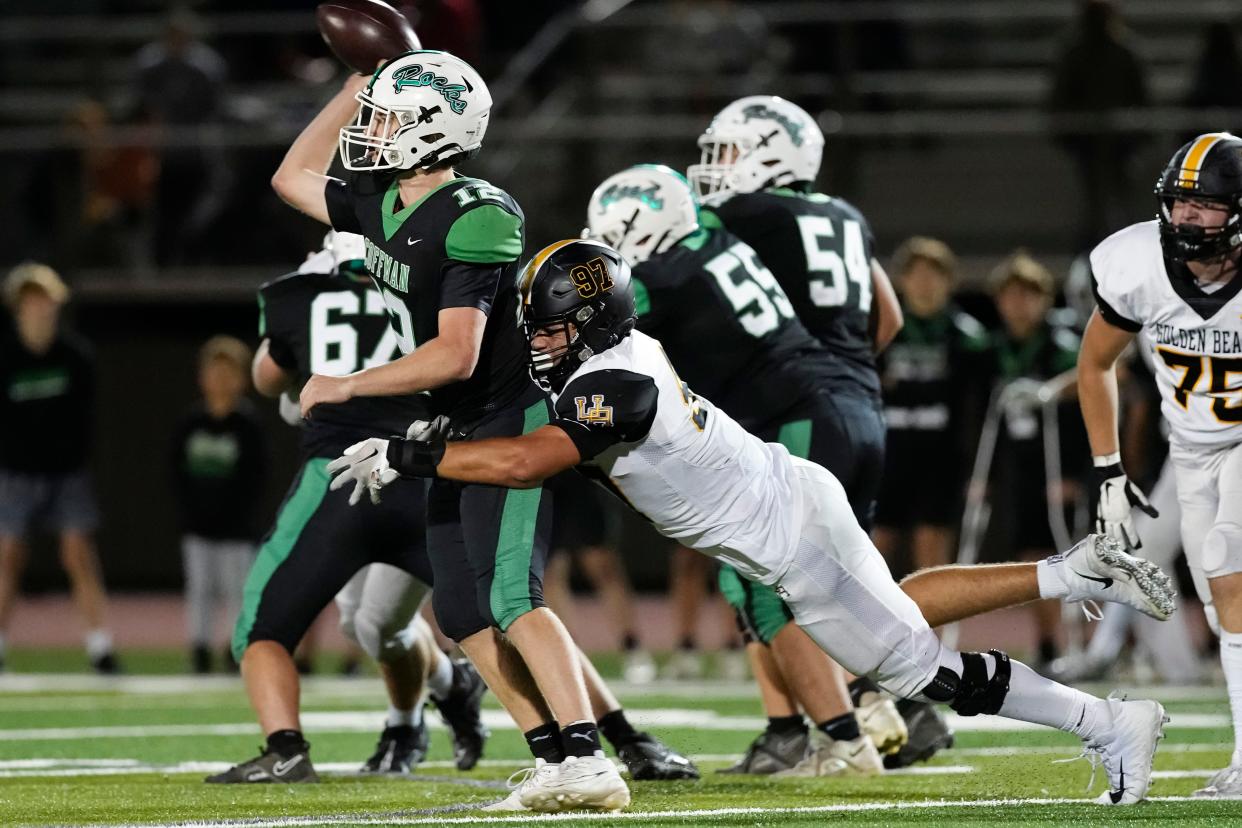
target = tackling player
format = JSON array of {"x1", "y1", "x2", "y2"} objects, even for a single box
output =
[
  {"x1": 332, "y1": 239, "x2": 1177, "y2": 806},
  {"x1": 210, "y1": 232, "x2": 486, "y2": 782},
  {"x1": 1079, "y1": 131, "x2": 1242, "y2": 797}
]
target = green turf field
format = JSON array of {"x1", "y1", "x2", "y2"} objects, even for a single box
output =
[{"x1": 0, "y1": 650, "x2": 1237, "y2": 826}]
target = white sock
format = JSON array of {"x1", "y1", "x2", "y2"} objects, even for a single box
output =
[
  {"x1": 1219, "y1": 630, "x2": 1242, "y2": 766},
  {"x1": 1036, "y1": 558, "x2": 1069, "y2": 599},
  {"x1": 84, "y1": 629, "x2": 113, "y2": 660},
  {"x1": 387, "y1": 701, "x2": 424, "y2": 728},
  {"x1": 949, "y1": 651, "x2": 1110, "y2": 741},
  {"x1": 427, "y1": 651, "x2": 453, "y2": 699}
]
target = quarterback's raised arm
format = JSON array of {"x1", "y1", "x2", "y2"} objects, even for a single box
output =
[
  {"x1": 271, "y1": 73, "x2": 368, "y2": 225},
  {"x1": 1077, "y1": 308, "x2": 1136, "y2": 458}
]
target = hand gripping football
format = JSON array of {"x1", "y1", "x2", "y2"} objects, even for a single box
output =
[{"x1": 316, "y1": 0, "x2": 422, "y2": 75}]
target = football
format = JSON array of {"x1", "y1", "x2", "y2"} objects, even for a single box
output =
[{"x1": 316, "y1": 0, "x2": 422, "y2": 75}]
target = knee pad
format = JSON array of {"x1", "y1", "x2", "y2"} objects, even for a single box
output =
[
  {"x1": 351, "y1": 609, "x2": 417, "y2": 663},
  {"x1": 1203, "y1": 523, "x2": 1242, "y2": 580},
  {"x1": 921, "y1": 650, "x2": 1012, "y2": 717}
]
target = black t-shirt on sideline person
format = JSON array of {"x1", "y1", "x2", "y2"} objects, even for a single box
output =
[
  {"x1": 0, "y1": 323, "x2": 95, "y2": 474},
  {"x1": 170, "y1": 401, "x2": 267, "y2": 541}
]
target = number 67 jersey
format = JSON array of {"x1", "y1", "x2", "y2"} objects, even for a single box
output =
[{"x1": 1091, "y1": 219, "x2": 1242, "y2": 448}]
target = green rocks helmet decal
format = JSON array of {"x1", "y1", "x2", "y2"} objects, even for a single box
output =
[
  {"x1": 741, "y1": 103, "x2": 803, "y2": 147},
  {"x1": 597, "y1": 182, "x2": 665, "y2": 211},
  {"x1": 392, "y1": 64, "x2": 468, "y2": 114}
]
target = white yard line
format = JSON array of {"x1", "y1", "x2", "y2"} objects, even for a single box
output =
[
  {"x1": 88, "y1": 796, "x2": 1215, "y2": 828},
  {"x1": 0, "y1": 709, "x2": 1232, "y2": 741}
]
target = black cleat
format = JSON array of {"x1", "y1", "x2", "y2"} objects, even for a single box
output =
[
  {"x1": 205, "y1": 746, "x2": 319, "y2": 783},
  {"x1": 718, "y1": 727, "x2": 808, "y2": 775},
  {"x1": 883, "y1": 699, "x2": 955, "y2": 769},
  {"x1": 362, "y1": 723, "x2": 428, "y2": 774},
  {"x1": 431, "y1": 659, "x2": 489, "y2": 770},
  {"x1": 91, "y1": 652, "x2": 120, "y2": 675},
  {"x1": 191, "y1": 646, "x2": 211, "y2": 674},
  {"x1": 615, "y1": 732, "x2": 700, "y2": 780}
]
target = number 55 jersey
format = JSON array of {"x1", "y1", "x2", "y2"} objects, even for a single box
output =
[{"x1": 1091, "y1": 219, "x2": 1242, "y2": 449}]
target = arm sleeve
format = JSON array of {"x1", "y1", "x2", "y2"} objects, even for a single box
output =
[
  {"x1": 445, "y1": 204, "x2": 524, "y2": 264},
  {"x1": 1088, "y1": 245, "x2": 1143, "y2": 333},
  {"x1": 324, "y1": 178, "x2": 363, "y2": 234},
  {"x1": 439, "y1": 261, "x2": 504, "y2": 315},
  {"x1": 548, "y1": 369, "x2": 659, "y2": 461}
]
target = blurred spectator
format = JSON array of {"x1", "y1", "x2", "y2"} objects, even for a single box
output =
[
  {"x1": 133, "y1": 9, "x2": 229, "y2": 266},
  {"x1": 985, "y1": 251, "x2": 1086, "y2": 670},
  {"x1": 873, "y1": 237, "x2": 990, "y2": 577},
  {"x1": 0, "y1": 263, "x2": 119, "y2": 674},
  {"x1": 170, "y1": 336, "x2": 265, "y2": 674},
  {"x1": 1048, "y1": 0, "x2": 1149, "y2": 248},
  {"x1": 1187, "y1": 21, "x2": 1242, "y2": 110}
]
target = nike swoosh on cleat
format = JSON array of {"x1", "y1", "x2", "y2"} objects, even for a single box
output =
[
  {"x1": 1073, "y1": 570, "x2": 1113, "y2": 588},
  {"x1": 1109, "y1": 758, "x2": 1125, "y2": 804},
  {"x1": 272, "y1": 755, "x2": 304, "y2": 776}
]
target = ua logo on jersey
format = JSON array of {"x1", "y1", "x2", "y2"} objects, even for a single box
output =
[
  {"x1": 574, "y1": 394, "x2": 614, "y2": 425},
  {"x1": 569, "y1": 257, "x2": 614, "y2": 299}
]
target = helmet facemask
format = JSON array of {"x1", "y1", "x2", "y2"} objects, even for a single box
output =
[
  {"x1": 1156, "y1": 191, "x2": 1242, "y2": 264},
  {"x1": 523, "y1": 307, "x2": 599, "y2": 392},
  {"x1": 687, "y1": 135, "x2": 753, "y2": 206},
  {"x1": 339, "y1": 90, "x2": 415, "y2": 171}
]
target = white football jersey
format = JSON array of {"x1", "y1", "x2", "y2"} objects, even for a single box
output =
[
  {"x1": 549, "y1": 331, "x2": 801, "y2": 583},
  {"x1": 1091, "y1": 220, "x2": 1242, "y2": 448}
]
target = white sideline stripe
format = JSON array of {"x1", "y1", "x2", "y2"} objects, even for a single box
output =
[
  {"x1": 1, "y1": 709, "x2": 1232, "y2": 741},
  {"x1": 952, "y1": 742, "x2": 1234, "y2": 756},
  {"x1": 0, "y1": 758, "x2": 979, "y2": 780},
  {"x1": 95, "y1": 796, "x2": 1213, "y2": 828}
]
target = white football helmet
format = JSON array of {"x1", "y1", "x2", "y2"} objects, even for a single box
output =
[
  {"x1": 339, "y1": 50, "x2": 490, "y2": 172},
  {"x1": 585, "y1": 164, "x2": 699, "y2": 265},
  {"x1": 687, "y1": 96, "x2": 824, "y2": 206}
]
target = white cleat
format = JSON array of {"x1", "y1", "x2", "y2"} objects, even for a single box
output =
[
  {"x1": 1193, "y1": 764, "x2": 1242, "y2": 798},
  {"x1": 856, "y1": 691, "x2": 909, "y2": 756},
  {"x1": 622, "y1": 649, "x2": 657, "y2": 684},
  {"x1": 1052, "y1": 534, "x2": 1177, "y2": 621},
  {"x1": 518, "y1": 754, "x2": 630, "y2": 813},
  {"x1": 482, "y1": 759, "x2": 558, "y2": 811},
  {"x1": 772, "y1": 732, "x2": 884, "y2": 778},
  {"x1": 1072, "y1": 697, "x2": 1166, "y2": 805}
]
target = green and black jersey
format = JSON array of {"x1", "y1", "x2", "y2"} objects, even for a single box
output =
[
  {"x1": 878, "y1": 304, "x2": 991, "y2": 435},
  {"x1": 324, "y1": 172, "x2": 532, "y2": 426},
  {"x1": 259, "y1": 267, "x2": 432, "y2": 457},
  {"x1": 709, "y1": 188, "x2": 880, "y2": 398},
  {"x1": 631, "y1": 213, "x2": 839, "y2": 430}
]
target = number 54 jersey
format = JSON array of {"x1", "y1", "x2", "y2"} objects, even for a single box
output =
[{"x1": 1091, "y1": 219, "x2": 1242, "y2": 448}]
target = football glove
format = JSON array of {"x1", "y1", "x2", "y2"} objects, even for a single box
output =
[
  {"x1": 1092, "y1": 454, "x2": 1159, "y2": 550},
  {"x1": 405, "y1": 415, "x2": 450, "y2": 441},
  {"x1": 327, "y1": 438, "x2": 398, "y2": 506}
]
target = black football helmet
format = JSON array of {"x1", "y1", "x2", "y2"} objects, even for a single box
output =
[
  {"x1": 517, "y1": 239, "x2": 637, "y2": 390},
  {"x1": 1154, "y1": 132, "x2": 1242, "y2": 262}
]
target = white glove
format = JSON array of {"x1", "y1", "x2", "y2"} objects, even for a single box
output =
[
  {"x1": 1093, "y1": 454, "x2": 1159, "y2": 550},
  {"x1": 326, "y1": 438, "x2": 398, "y2": 505},
  {"x1": 405, "y1": 415, "x2": 451, "y2": 441}
]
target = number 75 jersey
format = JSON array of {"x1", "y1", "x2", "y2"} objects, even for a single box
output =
[{"x1": 1091, "y1": 219, "x2": 1242, "y2": 448}]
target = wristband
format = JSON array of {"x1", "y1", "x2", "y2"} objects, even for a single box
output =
[
  {"x1": 1093, "y1": 452, "x2": 1121, "y2": 467},
  {"x1": 387, "y1": 438, "x2": 446, "y2": 478}
]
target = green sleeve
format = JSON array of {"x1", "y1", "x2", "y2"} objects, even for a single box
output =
[
  {"x1": 445, "y1": 204, "x2": 524, "y2": 264},
  {"x1": 633, "y1": 277, "x2": 651, "y2": 317}
]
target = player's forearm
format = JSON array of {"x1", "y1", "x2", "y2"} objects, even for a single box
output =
[
  {"x1": 870, "y1": 259, "x2": 903, "y2": 352},
  {"x1": 1077, "y1": 361, "x2": 1122, "y2": 458},
  {"x1": 348, "y1": 339, "x2": 475, "y2": 398},
  {"x1": 271, "y1": 82, "x2": 359, "y2": 214},
  {"x1": 436, "y1": 440, "x2": 549, "y2": 488}
]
